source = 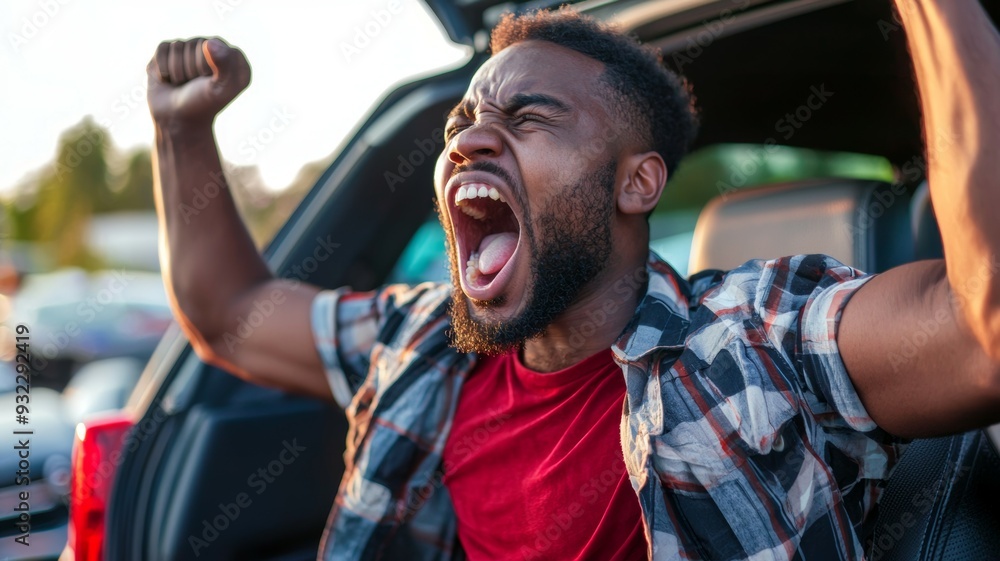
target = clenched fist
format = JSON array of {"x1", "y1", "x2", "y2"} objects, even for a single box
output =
[{"x1": 147, "y1": 37, "x2": 251, "y2": 127}]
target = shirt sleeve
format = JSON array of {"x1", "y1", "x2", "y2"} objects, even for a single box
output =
[
  {"x1": 795, "y1": 266, "x2": 879, "y2": 432},
  {"x1": 742, "y1": 254, "x2": 889, "y2": 433},
  {"x1": 749, "y1": 255, "x2": 908, "y2": 533},
  {"x1": 310, "y1": 287, "x2": 381, "y2": 409},
  {"x1": 310, "y1": 282, "x2": 451, "y2": 409}
]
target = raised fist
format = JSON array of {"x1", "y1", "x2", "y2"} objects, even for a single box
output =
[{"x1": 147, "y1": 37, "x2": 251, "y2": 127}]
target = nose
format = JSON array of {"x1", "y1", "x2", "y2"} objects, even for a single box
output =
[{"x1": 447, "y1": 121, "x2": 503, "y2": 165}]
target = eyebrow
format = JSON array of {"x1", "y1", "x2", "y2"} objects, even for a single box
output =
[
  {"x1": 503, "y1": 93, "x2": 570, "y2": 115},
  {"x1": 446, "y1": 92, "x2": 571, "y2": 121}
]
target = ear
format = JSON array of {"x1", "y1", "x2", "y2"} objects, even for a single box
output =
[{"x1": 616, "y1": 151, "x2": 667, "y2": 216}]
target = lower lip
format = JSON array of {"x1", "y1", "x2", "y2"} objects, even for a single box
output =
[{"x1": 460, "y1": 238, "x2": 522, "y2": 302}]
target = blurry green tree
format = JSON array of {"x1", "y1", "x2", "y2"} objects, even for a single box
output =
[
  {"x1": 6, "y1": 118, "x2": 110, "y2": 268},
  {"x1": 2, "y1": 118, "x2": 325, "y2": 271}
]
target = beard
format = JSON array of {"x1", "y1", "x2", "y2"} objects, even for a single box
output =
[{"x1": 443, "y1": 160, "x2": 617, "y2": 356}]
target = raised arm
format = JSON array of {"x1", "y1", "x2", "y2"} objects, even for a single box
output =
[
  {"x1": 836, "y1": 0, "x2": 1000, "y2": 438},
  {"x1": 148, "y1": 38, "x2": 330, "y2": 400}
]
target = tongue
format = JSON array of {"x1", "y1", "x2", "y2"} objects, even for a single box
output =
[{"x1": 477, "y1": 232, "x2": 518, "y2": 275}]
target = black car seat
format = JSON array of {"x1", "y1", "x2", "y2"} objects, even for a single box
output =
[{"x1": 687, "y1": 178, "x2": 1000, "y2": 560}]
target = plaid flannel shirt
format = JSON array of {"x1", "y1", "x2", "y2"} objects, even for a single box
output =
[{"x1": 311, "y1": 252, "x2": 906, "y2": 560}]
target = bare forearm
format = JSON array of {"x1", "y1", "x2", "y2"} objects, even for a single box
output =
[
  {"x1": 145, "y1": 38, "x2": 331, "y2": 398},
  {"x1": 153, "y1": 124, "x2": 272, "y2": 341},
  {"x1": 898, "y1": 0, "x2": 1000, "y2": 357}
]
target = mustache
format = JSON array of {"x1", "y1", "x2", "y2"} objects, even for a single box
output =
[{"x1": 451, "y1": 161, "x2": 518, "y2": 192}]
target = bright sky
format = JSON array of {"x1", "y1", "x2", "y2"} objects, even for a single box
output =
[{"x1": 0, "y1": 0, "x2": 469, "y2": 193}]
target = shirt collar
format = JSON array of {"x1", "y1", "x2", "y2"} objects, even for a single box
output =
[{"x1": 612, "y1": 251, "x2": 693, "y2": 363}]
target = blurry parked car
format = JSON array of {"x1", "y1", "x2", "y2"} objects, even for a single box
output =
[
  {"x1": 8, "y1": 269, "x2": 172, "y2": 389},
  {"x1": 0, "y1": 270, "x2": 169, "y2": 561}
]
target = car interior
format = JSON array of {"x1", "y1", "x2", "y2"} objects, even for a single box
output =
[{"x1": 105, "y1": 1, "x2": 1000, "y2": 560}]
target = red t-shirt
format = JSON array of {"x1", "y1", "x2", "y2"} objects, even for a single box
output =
[{"x1": 442, "y1": 348, "x2": 647, "y2": 560}]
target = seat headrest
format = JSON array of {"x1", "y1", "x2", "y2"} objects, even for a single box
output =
[{"x1": 688, "y1": 178, "x2": 914, "y2": 274}]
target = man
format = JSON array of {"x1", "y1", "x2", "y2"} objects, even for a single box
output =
[{"x1": 146, "y1": 1, "x2": 1000, "y2": 559}]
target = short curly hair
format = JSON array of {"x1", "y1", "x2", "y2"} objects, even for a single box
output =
[{"x1": 491, "y1": 8, "x2": 698, "y2": 177}]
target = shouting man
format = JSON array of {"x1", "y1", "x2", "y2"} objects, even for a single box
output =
[{"x1": 147, "y1": 2, "x2": 1000, "y2": 559}]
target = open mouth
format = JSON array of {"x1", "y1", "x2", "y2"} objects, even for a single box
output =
[{"x1": 451, "y1": 180, "x2": 523, "y2": 301}]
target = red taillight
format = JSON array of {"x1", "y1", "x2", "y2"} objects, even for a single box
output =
[{"x1": 66, "y1": 415, "x2": 134, "y2": 561}]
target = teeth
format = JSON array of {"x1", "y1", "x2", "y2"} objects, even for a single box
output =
[
  {"x1": 453, "y1": 183, "x2": 509, "y2": 219},
  {"x1": 460, "y1": 206, "x2": 486, "y2": 220},
  {"x1": 465, "y1": 184, "x2": 483, "y2": 199},
  {"x1": 465, "y1": 251, "x2": 483, "y2": 284},
  {"x1": 466, "y1": 263, "x2": 480, "y2": 283},
  {"x1": 455, "y1": 183, "x2": 506, "y2": 204}
]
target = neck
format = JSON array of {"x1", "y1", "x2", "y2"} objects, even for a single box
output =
[{"x1": 520, "y1": 255, "x2": 648, "y2": 372}]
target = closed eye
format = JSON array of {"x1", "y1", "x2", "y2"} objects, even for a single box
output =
[
  {"x1": 445, "y1": 120, "x2": 471, "y2": 141},
  {"x1": 444, "y1": 92, "x2": 570, "y2": 140},
  {"x1": 511, "y1": 113, "x2": 547, "y2": 125}
]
